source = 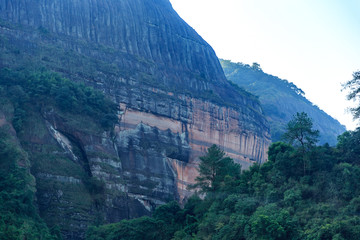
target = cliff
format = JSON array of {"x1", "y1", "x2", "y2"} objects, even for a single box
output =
[{"x1": 0, "y1": 0, "x2": 270, "y2": 239}]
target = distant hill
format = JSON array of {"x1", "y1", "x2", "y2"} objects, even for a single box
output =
[{"x1": 220, "y1": 59, "x2": 346, "y2": 145}]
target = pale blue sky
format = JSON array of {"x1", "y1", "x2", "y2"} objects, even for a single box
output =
[{"x1": 170, "y1": 0, "x2": 360, "y2": 130}]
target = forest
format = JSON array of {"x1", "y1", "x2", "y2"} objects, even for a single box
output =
[
  {"x1": 86, "y1": 117, "x2": 360, "y2": 240},
  {"x1": 85, "y1": 71, "x2": 360, "y2": 240},
  {"x1": 220, "y1": 59, "x2": 346, "y2": 145},
  {"x1": 0, "y1": 68, "x2": 118, "y2": 239},
  {"x1": 0, "y1": 0, "x2": 358, "y2": 239},
  {"x1": 1, "y1": 69, "x2": 360, "y2": 240}
]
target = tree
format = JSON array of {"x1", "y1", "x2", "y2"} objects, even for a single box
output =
[
  {"x1": 343, "y1": 71, "x2": 360, "y2": 119},
  {"x1": 251, "y1": 62, "x2": 262, "y2": 71},
  {"x1": 190, "y1": 145, "x2": 240, "y2": 193},
  {"x1": 282, "y1": 112, "x2": 319, "y2": 175},
  {"x1": 283, "y1": 112, "x2": 319, "y2": 151},
  {"x1": 337, "y1": 129, "x2": 360, "y2": 164}
]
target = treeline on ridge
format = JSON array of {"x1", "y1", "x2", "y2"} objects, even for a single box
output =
[{"x1": 0, "y1": 68, "x2": 118, "y2": 133}]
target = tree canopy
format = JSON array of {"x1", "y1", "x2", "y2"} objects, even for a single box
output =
[
  {"x1": 282, "y1": 112, "x2": 320, "y2": 175},
  {"x1": 87, "y1": 126, "x2": 360, "y2": 239},
  {"x1": 189, "y1": 144, "x2": 241, "y2": 193},
  {"x1": 283, "y1": 112, "x2": 320, "y2": 151},
  {"x1": 343, "y1": 71, "x2": 360, "y2": 119},
  {"x1": 86, "y1": 113, "x2": 360, "y2": 240}
]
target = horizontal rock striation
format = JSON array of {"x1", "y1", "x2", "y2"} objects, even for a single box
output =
[
  {"x1": 0, "y1": 0, "x2": 227, "y2": 94},
  {"x1": 118, "y1": 98, "x2": 270, "y2": 200},
  {"x1": 0, "y1": 0, "x2": 271, "y2": 239}
]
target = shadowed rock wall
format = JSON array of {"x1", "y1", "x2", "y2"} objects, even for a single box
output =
[{"x1": 0, "y1": 0, "x2": 271, "y2": 238}]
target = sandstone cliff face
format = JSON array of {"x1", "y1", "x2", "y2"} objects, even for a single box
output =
[
  {"x1": 118, "y1": 98, "x2": 269, "y2": 200},
  {"x1": 0, "y1": 0, "x2": 227, "y2": 95},
  {"x1": 0, "y1": 0, "x2": 271, "y2": 238}
]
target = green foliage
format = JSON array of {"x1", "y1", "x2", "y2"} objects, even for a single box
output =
[
  {"x1": 189, "y1": 144, "x2": 241, "y2": 193},
  {"x1": 337, "y1": 129, "x2": 360, "y2": 164},
  {"x1": 0, "y1": 68, "x2": 118, "y2": 131},
  {"x1": 283, "y1": 112, "x2": 320, "y2": 150},
  {"x1": 0, "y1": 127, "x2": 59, "y2": 239},
  {"x1": 86, "y1": 201, "x2": 189, "y2": 240},
  {"x1": 282, "y1": 112, "x2": 320, "y2": 175},
  {"x1": 82, "y1": 176, "x2": 106, "y2": 210},
  {"x1": 343, "y1": 71, "x2": 360, "y2": 119},
  {"x1": 247, "y1": 205, "x2": 298, "y2": 240},
  {"x1": 87, "y1": 126, "x2": 360, "y2": 240},
  {"x1": 268, "y1": 142, "x2": 303, "y2": 178},
  {"x1": 86, "y1": 216, "x2": 170, "y2": 240},
  {"x1": 0, "y1": 67, "x2": 118, "y2": 238},
  {"x1": 220, "y1": 59, "x2": 345, "y2": 145}
]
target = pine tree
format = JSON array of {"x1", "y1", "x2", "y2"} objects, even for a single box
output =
[{"x1": 189, "y1": 145, "x2": 240, "y2": 193}]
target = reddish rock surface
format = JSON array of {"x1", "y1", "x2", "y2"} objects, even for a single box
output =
[{"x1": 119, "y1": 96, "x2": 271, "y2": 201}]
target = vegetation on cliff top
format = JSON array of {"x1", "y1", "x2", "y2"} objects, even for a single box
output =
[
  {"x1": 0, "y1": 67, "x2": 119, "y2": 239},
  {"x1": 0, "y1": 68, "x2": 118, "y2": 132},
  {"x1": 220, "y1": 59, "x2": 345, "y2": 145},
  {"x1": 0, "y1": 18, "x2": 261, "y2": 118},
  {"x1": 0, "y1": 61, "x2": 358, "y2": 240},
  {"x1": 87, "y1": 111, "x2": 360, "y2": 240}
]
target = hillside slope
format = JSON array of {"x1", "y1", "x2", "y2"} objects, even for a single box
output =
[
  {"x1": 221, "y1": 60, "x2": 346, "y2": 145},
  {"x1": 0, "y1": 1, "x2": 270, "y2": 238}
]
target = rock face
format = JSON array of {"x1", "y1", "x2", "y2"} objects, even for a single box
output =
[
  {"x1": 118, "y1": 98, "x2": 269, "y2": 200},
  {"x1": 0, "y1": 0, "x2": 271, "y2": 238}
]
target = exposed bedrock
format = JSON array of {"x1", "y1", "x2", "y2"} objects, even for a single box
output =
[
  {"x1": 117, "y1": 95, "x2": 270, "y2": 201},
  {"x1": 0, "y1": 0, "x2": 271, "y2": 238}
]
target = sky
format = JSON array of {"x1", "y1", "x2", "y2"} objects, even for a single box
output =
[{"x1": 169, "y1": 0, "x2": 360, "y2": 130}]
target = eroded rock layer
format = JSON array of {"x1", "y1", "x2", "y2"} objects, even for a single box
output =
[
  {"x1": 118, "y1": 97, "x2": 270, "y2": 200},
  {"x1": 0, "y1": 0, "x2": 271, "y2": 238}
]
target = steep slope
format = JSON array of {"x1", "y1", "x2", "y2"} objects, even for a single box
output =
[
  {"x1": 0, "y1": 1, "x2": 270, "y2": 238},
  {"x1": 0, "y1": 101, "x2": 58, "y2": 239},
  {"x1": 0, "y1": 69, "x2": 124, "y2": 239},
  {"x1": 221, "y1": 60, "x2": 346, "y2": 145}
]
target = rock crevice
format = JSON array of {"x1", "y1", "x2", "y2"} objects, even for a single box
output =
[{"x1": 0, "y1": 0, "x2": 271, "y2": 239}]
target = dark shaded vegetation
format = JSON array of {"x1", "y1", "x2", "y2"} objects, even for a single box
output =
[
  {"x1": 220, "y1": 59, "x2": 346, "y2": 145},
  {"x1": 0, "y1": 128, "x2": 61, "y2": 239},
  {"x1": 87, "y1": 113, "x2": 360, "y2": 240},
  {"x1": 188, "y1": 145, "x2": 241, "y2": 193},
  {"x1": 0, "y1": 68, "x2": 118, "y2": 132},
  {"x1": 343, "y1": 71, "x2": 360, "y2": 119},
  {"x1": 0, "y1": 67, "x2": 119, "y2": 239}
]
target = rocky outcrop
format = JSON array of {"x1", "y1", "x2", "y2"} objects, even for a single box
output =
[
  {"x1": 0, "y1": 0, "x2": 271, "y2": 239},
  {"x1": 118, "y1": 98, "x2": 269, "y2": 200},
  {"x1": 0, "y1": 0, "x2": 226, "y2": 95}
]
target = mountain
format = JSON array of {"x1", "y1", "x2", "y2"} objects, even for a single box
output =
[
  {"x1": 220, "y1": 60, "x2": 346, "y2": 145},
  {"x1": 0, "y1": 0, "x2": 270, "y2": 238}
]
